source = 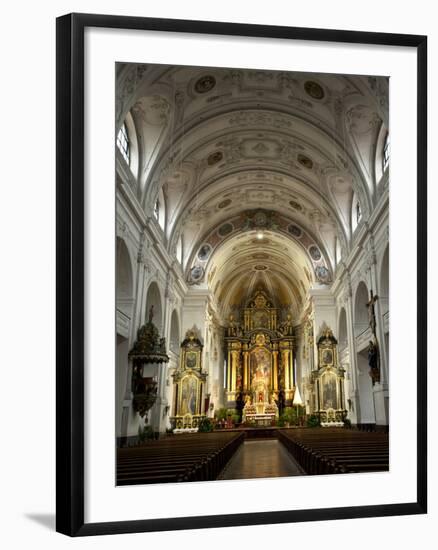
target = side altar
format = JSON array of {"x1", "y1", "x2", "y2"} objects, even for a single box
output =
[
  {"x1": 311, "y1": 328, "x2": 347, "y2": 426},
  {"x1": 224, "y1": 290, "x2": 296, "y2": 425},
  {"x1": 170, "y1": 330, "x2": 207, "y2": 432}
]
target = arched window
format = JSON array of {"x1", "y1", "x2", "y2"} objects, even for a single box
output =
[
  {"x1": 356, "y1": 200, "x2": 362, "y2": 224},
  {"x1": 176, "y1": 234, "x2": 183, "y2": 265},
  {"x1": 335, "y1": 237, "x2": 342, "y2": 266},
  {"x1": 351, "y1": 192, "x2": 362, "y2": 233},
  {"x1": 116, "y1": 122, "x2": 130, "y2": 165},
  {"x1": 382, "y1": 133, "x2": 390, "y2": 172},
  {"x1": 375, "y1": 123, "x2": 389, "y2": 184},
  {"x1": 153, "y1": 188, "x2": 166, "y2": 230},
  {"x1": 154, "y1": 199, "x2": 160, "y2": 221}
]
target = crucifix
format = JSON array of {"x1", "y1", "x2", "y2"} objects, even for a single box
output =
[{"x1": 366, "y1": 289, "x2": 379, "y2": 337}]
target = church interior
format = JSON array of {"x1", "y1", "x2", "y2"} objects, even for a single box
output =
[{"x1": 115, "y1": 63, "x2": 389, "y2": 483}]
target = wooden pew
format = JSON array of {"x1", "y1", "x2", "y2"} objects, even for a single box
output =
[
  {"x1": 117, "y1": 431, "x2": 244, "y2": 485},
  {"x1": 277, "y1": 428, "x2": 389, "y2": 475}
]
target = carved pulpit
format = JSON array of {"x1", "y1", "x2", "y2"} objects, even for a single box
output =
[
  {"x1": 171, "y1": 330, "x2": 207, "y2": 431},
  {"x1": 311, "y1": 328, "x2": 347, "y2": 426},
  {"x1": 128, "y1": 312, "x2": 169, "y2": 419}
]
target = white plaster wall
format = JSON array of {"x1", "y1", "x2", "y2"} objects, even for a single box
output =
[
  {"x1": 330, "y1": 188, "x2": 389, "y2": 425},
  {"x1": 116, "y1": 169, "x2": 218, "y2": 434},
  {"x1": 115, "y1": 127, "x2": 390, "y2": 434}
]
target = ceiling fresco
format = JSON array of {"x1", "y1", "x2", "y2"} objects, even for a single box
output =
[{"x1": 116, "y1": 63, "x2": 388, "y2": 320}]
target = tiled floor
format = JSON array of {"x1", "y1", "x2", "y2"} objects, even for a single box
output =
[{"x1": 218, "y1": 439, "x2": 305, "y2": 480}]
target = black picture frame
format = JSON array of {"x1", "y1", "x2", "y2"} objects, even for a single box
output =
[{"x1": 56, "y1": 12, "x2": 427, "y2": 537}]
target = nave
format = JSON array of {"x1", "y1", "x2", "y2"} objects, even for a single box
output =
[
  {"x1": 115, "y1": 63, "x2": 390, "y2": 484},
  {"x1": 117, "y1": 428, "x2": 389, "y2": 485},
  {"x1": 217, "y1": 439, "x2": 304, "y2": 480}
]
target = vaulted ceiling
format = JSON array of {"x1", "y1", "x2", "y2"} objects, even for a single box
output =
[{"x1": 117, "y1": 63, "x2": 388, "y2": 321}]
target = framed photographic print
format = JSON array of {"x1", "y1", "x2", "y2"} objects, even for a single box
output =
[{"x1": 56, "y1": 13, "x2": 427, "y2": 536}]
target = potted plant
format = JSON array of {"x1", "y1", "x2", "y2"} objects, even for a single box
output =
[
  {"x1": 306, "y1": 414, "x2": 320, "y2": 428},
  {"x1": 137, "y1": 424, "x2": 154, "y2": 444},
  {"x1": 343, "y1": 417, "x2": 352, "y2": 429},
  {"x1": 198, "y1": 417, "x2": 213, "y2": 432},
  {"x1": 282, "y1": 407, "x2": 295, "y2": 427}
]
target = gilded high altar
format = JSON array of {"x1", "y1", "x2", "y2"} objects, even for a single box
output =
[{"x1": 224, "y1": 291, "x2": 295, "y2": 417}]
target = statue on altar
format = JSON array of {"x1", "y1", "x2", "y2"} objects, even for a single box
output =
[
  {"x1": 227, "y1": 314, "x2": 238, "y2": 337},
  {"x1": 280, "y1": 313, "x2": 293, "y2": 336},
  {"x1": 265, "y1": 392, "x2": 278, "y2": 417}
]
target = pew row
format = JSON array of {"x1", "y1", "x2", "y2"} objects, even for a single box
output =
[
  {"x1": 117, "y1": 431, "x2": 244, "y2": 485},
  {"x1": 277, "y1": 428, "x2": 389, "y2": 475}
]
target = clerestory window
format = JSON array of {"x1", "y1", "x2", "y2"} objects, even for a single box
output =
[
  {"x1": 116, "y1": 122, "x2": 130, "y2": 165},
  {"x1": 382, "y1": 133, "x2": 390, "y2": 172}
]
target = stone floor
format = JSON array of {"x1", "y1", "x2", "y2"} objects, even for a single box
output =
[{"x1": 217, "y1": 439, "x2": 305, "y2": 480}]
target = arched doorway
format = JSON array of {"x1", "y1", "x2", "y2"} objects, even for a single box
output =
[
  {"x1": 354, "y1": 281, "x2": 375, "y2": 425},
  {"x1": 116, "y1": 237, "x2": 134, "y2": 441}
]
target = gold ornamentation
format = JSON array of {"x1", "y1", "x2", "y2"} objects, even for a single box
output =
[
  {"x1": 254, "y1": 292, "x2": 267, "y2": 308},
  {"x1": 255, "y1": 333, "x2": 266, "y2": 347}
]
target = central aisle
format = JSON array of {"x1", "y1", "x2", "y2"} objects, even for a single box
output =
[{"x1": 217, "y1": 439, "x2": 305, "y2": 480}]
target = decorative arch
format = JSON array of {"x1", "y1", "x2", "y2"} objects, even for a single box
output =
[
  {"x1": 344, "y1": 98, "x2": 382, "y2": 196},
  {"x1": 131, "y1": 94, "x2": 172, "y2": 201},
  {"x1": 185, "y1": 209, "x2": 333, "y2": 286},
  {"x1": 117, "y1": 65, "x2": 386, "y2": 261},
  {"x1": 116, "y1": 63, "x2": 174, "y2": 143}
]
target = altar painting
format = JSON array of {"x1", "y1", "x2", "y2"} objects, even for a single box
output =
[
  {"x1": 250, "y1": 347, "x2": 271, "y2": 388},
  {"x1": 180, "y1": 375, "x2": 198, "y2": 415},
  {"x1": 252, "y1": 309, "x2": 269, "y2": 329},
  {"x1": 321, "y1": 371, "x2": 338, "y2": 410}
]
